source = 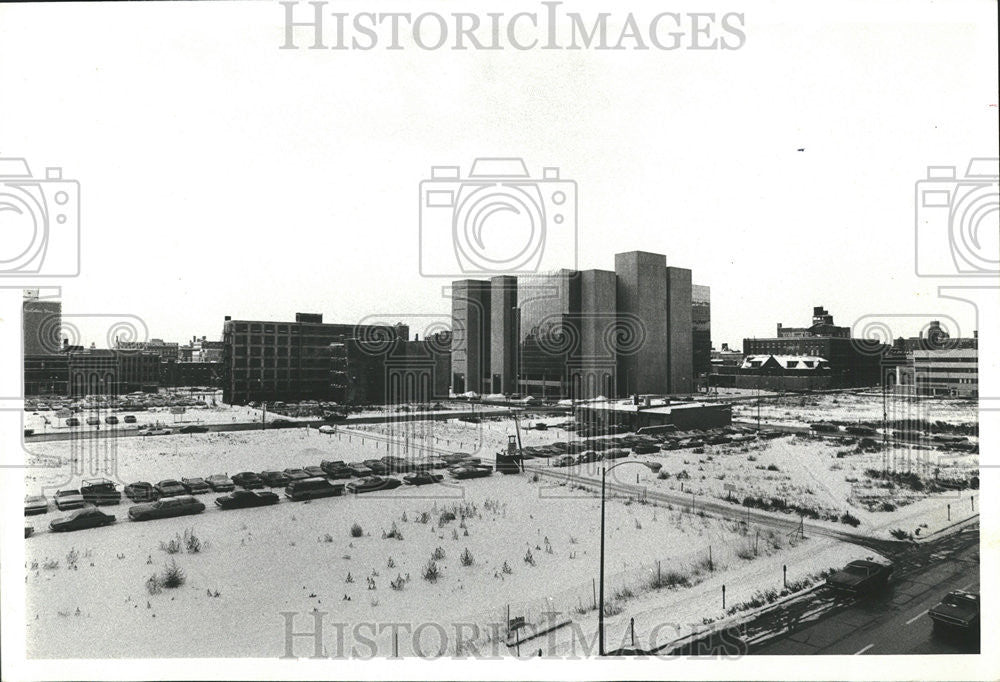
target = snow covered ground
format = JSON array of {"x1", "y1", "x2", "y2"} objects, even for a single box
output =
[{"x1": 732, "y1": 393, "x2": 977, "y2": 429}]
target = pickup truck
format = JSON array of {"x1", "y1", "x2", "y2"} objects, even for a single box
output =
[
  {"x1": 928, "y1": 590, "x2": 979, "y2": 632},
  {"x1": 826, "y1": 559, "x2": 893, "y2": 594}
]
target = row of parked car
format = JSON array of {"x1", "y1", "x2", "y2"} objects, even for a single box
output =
[{"x1": 25, "y1": 454, "x2": 493, "y2": 534}]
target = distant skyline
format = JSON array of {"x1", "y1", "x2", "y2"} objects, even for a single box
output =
[{"x1": 3, "y1": 1, "x2": 995, "y2": 352}]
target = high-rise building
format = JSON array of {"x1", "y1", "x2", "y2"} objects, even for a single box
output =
[
  {"x1": 450, "y1": 280, "x2": 491, "y2": 394},
  {"x1": 452, "y1": 250, "x2": 703, "y2": 399},
  {"x1": 692, "y1": 284, "x2": 712, "y2": 382}
]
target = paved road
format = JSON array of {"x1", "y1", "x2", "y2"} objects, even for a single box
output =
[{"x1": 750, "y1": 524, "x2": 980, "y2": 655}]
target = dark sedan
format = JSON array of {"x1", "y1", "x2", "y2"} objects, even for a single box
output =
[
  {"x1": 283, "y1": 468, "x2": 311, "y2": 481},
  {"x1": 128, "y1": 495, "x2": 206, "y2": 521},
  {"x1": 929, "y1": 590, "x2": 980, "y2": 632},
  {"x1": 232, "y1": 471, "x2": 265, "y2": 490},
  {"x1": 181, "y1": 477, "x2": 212, "y2": 494},
  {"x1": 826, "y1": 559, "x2": 893, "y2": 594},
  {"x1": 346, "y1": 476, "x2": 403, "y2": 494},
  {"x1": 179, "y1": 424, "x2": 210, "y2": 434},
  {"x1": 260, "y1": 470, "x2": 290, "y2": 487},
  {"x1": 155, "y1": 480, "x2": 187, "y2": 497},
  {"x1": 206, "y1": 474, "x2": 235, "y2": 492},
  {"x1": 403, "y1": 471, "x2": 443, "y2": 486},
  {"x1": 124, "y1": 481, "x2": 160, "y2": 502},
  {"x1": 50, "y1": 507, "x2": 116, "y2": 532},
  {"x1": 215, "y1": 490, "x2": 280, "y2": 510},
  {"x1": 303, "y1": 466, "x2": 326, "y2": 479}
]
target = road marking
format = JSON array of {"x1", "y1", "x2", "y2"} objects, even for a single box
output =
[
  {"x1": 854, "y1": 643, "x2": 874, "y2": 655},
  {"x1": 905, "y1": 609, "x2": 928, "y2": 625}
]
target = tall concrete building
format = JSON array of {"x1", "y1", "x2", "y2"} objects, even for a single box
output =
[
  {"x1": 614, "y1": 251, "x2": 668, "y2": 396},
  {"x1": 452, "y1": 250, "x2": 705, "y2": 399},
  {"x1": 665, "y1": 266, "x2": 693, "y2": 393},
  {"x1": 692, "y1": 284, "x2": 712, "y2": 382},
  {"x1": 489, "y1": 275, "x2": 518, "y2": 395},
  {"x1": 450, "y1": 280, "x2": 491, "y2": 394},
  {"x1": 23, "y1": 289, "x2": 62, "y2": 355}
]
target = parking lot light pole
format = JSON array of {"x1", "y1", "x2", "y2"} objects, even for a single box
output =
[{"x1": 599, "y1": 459, "x2": 661, "y2": 656}]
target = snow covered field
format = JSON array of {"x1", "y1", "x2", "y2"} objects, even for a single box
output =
[{"x1": 732, "y1": 393, "x2": 978, "y2": 429}]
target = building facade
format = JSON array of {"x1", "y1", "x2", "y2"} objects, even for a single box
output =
[
  {"x1": 912, "y1": 348, "x2": 978, "y2": 397},
  {"x1": 451, "y1": 250, "x2": 704, "y2": 400},
  {"x1": 23, "y1": 290, "x2": 62, "y2": 356},
  {"x1": 221, "y1": 313, "x2": 408, "y2": 404},
  {"x1": 692, "y1": 284, "x2": 712, "y2": 384}
]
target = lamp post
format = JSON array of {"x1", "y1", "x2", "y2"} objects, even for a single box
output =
[{"x1": 598, "y1": 459, "x2": 662, "y2": 656}]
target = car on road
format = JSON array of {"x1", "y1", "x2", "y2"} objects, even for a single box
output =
[
  {"x1": 50, "y1": 507, "x2": 116, "y2": 532},
  {"x1": 318, "y1": 425, "x2": 336, "y2": 434},
  {"x1": 105, "y1": 415, "x2": 119, "y2": 425},
  {"x1": 260, "y1": 470, "x2": 291, "y2": 487},
  {"x1": 54, "y1": 489, "x2": 87, "y2": 511},
  {"x1": 268, "y1": 418, "x2": 296, "y2": 429},
  {"x1": 232, "y1": 471, "x2": 265, "y2": 490},
  {"x1": 24, "y1": 494, "x2": 49, "y2": 515},
  {"x1": 179, "y1": 424, "x2": 209, "y2": 434},
  {"x1": 346, "y1": 476, "x2": 403, "y2": 494},
  {"x1": 125, "y1": 481, "x2": 160, "y2": 502},
  {"x1": 128, "y1": 495, "x2": 206, "y2": 521},
  {"x1": 285, "y1": 477, "x2": 345, "y2": 501},
  {"x1": 155, "y1": 480, "x2": 187, "y2": 498},
  {"x1": 123, "y1": 415, "x2": 137, "y2": 424},
  {"x1": 929, "y1": 590, "x2": 980, "y2": 632},
  {"x1": 181, "y1": 477, "x2": 212, "y2": 494},
  {"x1": 215, "y1": 489, "x2": 280, "y2": 509},
  {"x1": 80, "y1": 478, "x2": 122, "y2": 505},
  {"x1": 141, "y1": 427, "x2": 172, "y2": 436},
  {"x1": 826, "y1": 559, "x2": 893, "y2": 594},
  {"x1": 65, "y1": 417, "x2": 81, "y2": 427},
  {"x1": 206, "y1": 474, "x2": 235, "y2": 492},
  {"x1": 283, "y1": 468, "x2": 311, "y2": 481},
  {"x1": 403, "y1": 471, "x2": 443, "y2": 486}
]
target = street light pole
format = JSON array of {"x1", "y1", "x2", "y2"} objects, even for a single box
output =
[{"x1": 598, "y1": 459, "x2": 660, "y2": 656}]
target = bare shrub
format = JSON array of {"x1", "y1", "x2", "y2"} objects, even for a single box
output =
[{"x1": 350, "y1": 522, "x2": 364, "y2": 538}]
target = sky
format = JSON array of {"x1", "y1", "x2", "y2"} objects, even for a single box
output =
[{"x1": 1, "y1": 0, "x2": 997, "y2": 351}]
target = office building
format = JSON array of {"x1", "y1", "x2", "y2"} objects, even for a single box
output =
[
  {"x1": 912, "y1": 347, "x2": 978, "y2": 397},
  {"x1": 450, "y1": 280, "x2": 491, "y2": 394},
  {"x1": 23, "y1": 289, "x2": 62, "y2": 356},
  {"x1": 222, "y1": 312, "x2": 408, "y2": 404},
  {"x1": 692, "y1": 285, "x2": 712, "y2": 382}
]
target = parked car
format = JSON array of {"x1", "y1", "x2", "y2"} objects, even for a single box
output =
[
  {"x1": 215, "y1": 489, "x2": 280, "y2": 510},
  {"x1": 124, "y1": 481, "x2": 160, "y2": 502},
  {"x1": 283, "y1": 468, "x2": 311, "y2": 481},
  {"x1": 141, "y1": 427, "x2": 172, "y2": 436},
  {"x1": 65, "y1": 417, "x2": 81, "y2": 427},
  {"x1": 303, "y1": 466, "x2": 326, "y2": 479},
  {"x1": 260, "y1": 470, "x2": 291, "y2": 487},
  {"x1": 363, "y1": 459, "x2": 390, "y2": 475},
  {"x1": 80, "y1": 478, "x2": 121, "y2": 505},
  {"x1": 105, "y1": 415, "x2": 119, "y2": 425},
  {"x1": 285, "y1": 477, "x2": 345, "y2": 501},
  {"x1": 826, "y1": 559, "x2": 893, "y2": 594},
  {"x1": 128, "y1": 495, "x2": 206, "y2": 521},
  {"x1": 345, "y1": 462, "x2": 373, "y2": 477},
  {"x1": 181, "y1": 477, "x2": 212, "y2": 494},
  {"x1": 86, "y1": 416, "x2": 100, "y2": 426},
  {"x1": 206, "y1": 474, "x2": 235, "y2": 492},
  {"x1": 54, "y1": 489, "x2": 87, "y2": 511},
  {"x1": 552, "y1": 455, "x2": 576, "y2": 468},
  {"x1": 380, "y1": 456, "x2": 411, "y2": 473},
  {"x1": 24, "y1": 494, "x2": 49, "y2": 516},
  {"x1": 320, "y1": 460, "x2": 353, "y2": 479},
  {"x1": 403, "y1": 471, "x2": 443, "y2": 486},
  {"x1": 232, "y1": 471, "x2": 265, "y2": 490},
  {"x1": 449, "y1": 465, "x2": 494, "y2": 480},
  {"x1": 123, "y1": 415, "x2": 137, "y2": 424},
  {"x1": 632, "y1": 444, "x2": 659, "y2": 455},
  {"x1": 155, "y1": 479, "x2": 187, "y2": 498},
  {"x1": 929, "y1": 590, "x2": 980, "y2": 632},
  {"x1": 575, "y1": 451, "x2": 601, "y2": 464},
  {"x1": 346, "y1": 476, "x2": 403, "y2": 494},
  {"x1": 50, "y1": 507, "x2": 116, "y2": 532},
  {"x1": 603, "y1": 448, "x2": 630, "y2": 460}
]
